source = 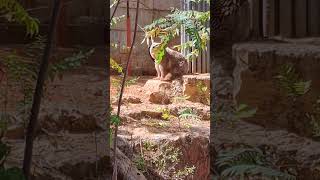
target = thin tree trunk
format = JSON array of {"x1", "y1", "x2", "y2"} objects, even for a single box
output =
[
  {"x1": 105, "y1": 0, "x2": 112, "y2": 175},
  {"x1": 112, "y1": 0, "x2": 140, "y2": 179},
  {"x1": 22, "y1": 0, "x2": 61, "y2": 179}
]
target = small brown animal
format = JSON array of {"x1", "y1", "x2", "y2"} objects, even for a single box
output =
[{"x1": 148, "y1": 41, "x2": 188, "y2": 81}]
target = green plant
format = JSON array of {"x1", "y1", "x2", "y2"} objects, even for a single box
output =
[
  {"x1": 215, "y1": 147, "x2": 296, "y2": 180},
  {"x1": 309, "y1": 115, "x2": 320, "y2": 137},
  {"x1": 0, "y1": 0, "x2": 39, "y2": 36},
  {"x1": 161, "y1": 108, "x2": 174, "y2": 121},
  {"x1": 153, "y1": 145, "x2": 181, "y2": 174},
  {"x1": 196, "y1": 81, "x2": 208, "y2": 94},
  {"x1": 143, "y1": 140, "x2": 155, "y2": 151},
  {"x1": 110, "y1": 58, "x2": 139, "y2": 101},
  {"x1": 110, "y1": 115, "x2": 121, "y2": 126},
  {"x1": 0, "y1": 141, "x2": 25, "y2": 180},
  {"x1": 178, "y1": 108, "x2": 199, "y2": 120},
  {"x1": 306, "y1": 97, "x2": 320, "y2": 137},
  {"x1": 196, "y1": 81, "x2": 210, "y2": 104},
  {"x1": 173, "y1": 166, "x2": 196, "y2": 180},
  {"x1": 50, "y1": 49, "x2": 95, "y2": 80},
  {"x1": 275, "y1": 64, "x2": 311, "y2": 98},
  {"x1": 150, "y1": 145, "x2": 196, "y2": 179},
  {"x1": 134, "y1": 155, "x2": 147, "y2": 173},
  {"x1": 215, "y1": 103, "x2": 257, "y2": 125},
  {"x1": 234, "y1": 104, "x2": 257, "y2": 120}
]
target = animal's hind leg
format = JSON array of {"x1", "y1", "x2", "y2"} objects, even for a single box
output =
[{"x1": 163, "y1": 73, "x2": 172, "y2": 81}]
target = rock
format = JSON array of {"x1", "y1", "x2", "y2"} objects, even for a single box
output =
[
  {"x1": 112, "y1": 96, "x2": 142, "y2": 105},
  {"x1": 128, "y1": 110, "x2": 162, "y2": 120},
  {"x1": 182, "y1": 74, "x2": 210, "y2": 105},
  {"x1": 143, "y1": 79, "x2": 189, "y2": 104},
  {"x1": 215, "y1": 119, "x2": 320, "y2": 180},
  {"x1": 40, "y1": 109, "x2": 101, "y2": 133},
  {"x1": 149, "y1": 91, "x2": 171, "y2": 105},
  {"x1": 171, "y1": 134, "x2": 209, "y2": 180},
  {"x1": 143, "y1": 79, "x2": 171, "y2": 95},
  {"x1": 118, "y1": 133, "x2": 209, "y2": 180},
  {"x1": 123, "y1": 96, "x2": 142, "y2": 104}
]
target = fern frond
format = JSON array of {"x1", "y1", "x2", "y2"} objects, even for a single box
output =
[
  {"x1": 143, "y1": 7, "x2": 209, "y2": 63},
  {"x1": 221, "y1": 164, "x2": 296, "y2": 180},
  {"x1": 276, "y1": 64, "x2": 311, "y2": 97},
  {"x1": 216, "y1": 148, "x2": 265, "y2": 167},
  {"x1": 234, "y1": 104, "x2": 257, "y2": 120},
  {"x1": 216, "y1": 147, "x2": 296, "y2": 180}
]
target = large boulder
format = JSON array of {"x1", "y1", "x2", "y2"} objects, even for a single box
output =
[
  {"x1": 144, "y1": 76, "x2": 211, "y2": 105},
  {"x1": 143, "y1": 79, "x2": 173, "y2": 104},
  {"x1": 149, "y1": 91, "x2": 171, "y2": 105},
  {"x1": 143, "y1": 79, "x2": 172, "y2": 95},
  {"x1": 182, "y1": 74, "x2": 210, "y2": 105}
]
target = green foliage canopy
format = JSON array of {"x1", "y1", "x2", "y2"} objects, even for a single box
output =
[{"x1": 142, "y1": 3, "x2": 210, "y2": 63}]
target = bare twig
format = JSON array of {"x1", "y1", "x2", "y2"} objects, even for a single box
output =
[
  {"x1": 111, "y1": 0, "x2": 122, "y2": 20},
  {"x1": 112, "y1": 0, "x2": 140, "y2": 179}
]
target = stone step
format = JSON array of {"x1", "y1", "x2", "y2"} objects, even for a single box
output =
[
  {"x1": 214, "y1": 119, "x2": 320, "y2": 180},
  {"x1": 233, "y1": 41, "x2": 320, "y2": 137}
]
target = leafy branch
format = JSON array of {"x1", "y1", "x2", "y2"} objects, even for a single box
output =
[
  {"x1": 142, "y1": 3, "x2": 210, "y2": 63},
  {"x1": 0, "y1": 0, "x2": 39, "y2": 36}
]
